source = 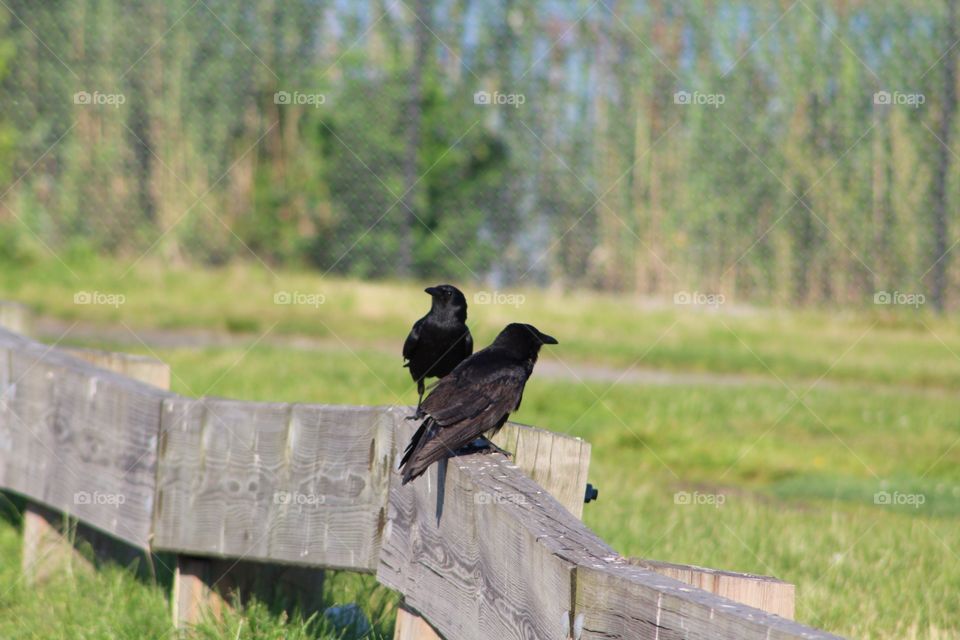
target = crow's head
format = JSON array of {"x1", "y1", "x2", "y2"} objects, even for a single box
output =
[
  {"x1": 492, "y1": 323, "x2": 558, "y2": 358},
  {"x1": 425, "y1": 284, "x2": 468, "y2": 319}
]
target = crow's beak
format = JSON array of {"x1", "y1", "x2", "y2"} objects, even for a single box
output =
[
  {"x1": 539, "y1": 332, "x2": 558, "y2": 345},
  {"x1": 425, "y1": 286, "x2": 441, "y2": 296}
]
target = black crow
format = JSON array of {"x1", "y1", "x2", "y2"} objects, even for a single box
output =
[
  {"x1": 399, "y1": 323, "x2": 558, "y2": 484},
  {"x1": 403, "y1": 284, "x2": 473, "y2": 412}
]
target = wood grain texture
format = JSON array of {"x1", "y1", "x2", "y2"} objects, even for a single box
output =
[
  {"x1": 632, "y1": 558, "x2": 795, "y2": 620},
  {"x1": 0, "y1": 328, "x2": 170, "y2": 549},
  {"x1": 380, "y1": 417, "x2": 843, "y2": 640},
  {"x1": 576, "y1": 561, "x2": 840, "y2": 640},
  {"x1": 392, "y1": 415, "x2": 594, "y2": 639},
  {"x1": 21, "y1": 344, "x2": 169, "y2": 583},
  {"x1": 379, "y1": 416, "x2": 614, "y2": 640},
  {"x1": 490, "y1": 421, "x2": 591, "y2": 518},
  {"x1": 153, "y1": 398, "x2": 394, "y2": 571}
]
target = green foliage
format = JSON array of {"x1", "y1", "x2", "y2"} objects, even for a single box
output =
[
  {"x1": 0, "y1": 9, "x2": 16, "y2": 188},
  {"x1": 1, "y1": 2, "x2": 956, "y2": 305}
]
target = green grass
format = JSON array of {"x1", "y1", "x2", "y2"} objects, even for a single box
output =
[
  {"x1": 0, "y1": 494, "x2": 398, "y2": 639},
  {"x1": 2, "y1": 256, "x2": 960, "y2": 639},
  {"x1": 5, "y1": 255, "x2": 960, "y2": 389}
]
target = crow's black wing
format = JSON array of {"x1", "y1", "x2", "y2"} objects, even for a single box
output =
[
  {"x1": 402, "y1": 317, "x2": 424, "y2": 364},
  {"x1": 421, "y1": 349, "x2": 525, "y2": 424},
  {"x1": 400, "y1": 351, "x2": 527, "y2": 483},
  {"x1": 463, "y1": 328, "x2": 473, "y2": 357}
]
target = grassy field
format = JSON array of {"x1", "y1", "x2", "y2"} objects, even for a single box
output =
[{"x1": 1, "y1": 256, "x2": 959, "y2": 639}]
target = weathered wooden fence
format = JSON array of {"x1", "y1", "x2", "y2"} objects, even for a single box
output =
[{"x1": 0, "y1": 319, "x2": 843, "y2": 639}]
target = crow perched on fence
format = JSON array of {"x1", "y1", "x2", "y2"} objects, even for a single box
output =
[
  {"x1": 403, "y1": 285, "x2": 473, "y2": 413},
  {"x1": 399, "y1": 323, "x2": 558, "y2": 484}
]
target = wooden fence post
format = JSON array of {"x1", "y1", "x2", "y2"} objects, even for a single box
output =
[
  {"x1": 394, "y1": 604, "x2": 443, "y2": 640},
  {"x1": 392, "y1": 418, "x2": 593, "y2": 640},
  {"x1": 173, "y1": 557, "x2": 326, "y2": 628},
  {"x1": 21, "y1": 502, "x2": 90, "y2": 584},
  {"x1": 173, "y1": 556, "x2": 228, "y2": 625},
  {"x1": 0, "y1": 302, "x2": 31, "y2": 337}
]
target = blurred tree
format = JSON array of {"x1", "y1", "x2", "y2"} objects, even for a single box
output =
[
  {"x1": 0, "y1": 0, "x2": 956, "y2": 307},
  {"x1": 929, "y1": 0, "x2": 957, "y2": 311}
]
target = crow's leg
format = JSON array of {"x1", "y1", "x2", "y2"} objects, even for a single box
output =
[
  {"x1": 477, "y1": 436, "x2": 512, "y2": 458},
  {"x1": 406, "y1": 380, "x2": 426, "y2": 420}
]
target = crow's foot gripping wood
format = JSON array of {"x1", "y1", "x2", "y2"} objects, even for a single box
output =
[
  {"x1": 406, "y1": 407, "x2": 427, "y2": 421},
  {"x1": 455, "y1": 436, "x2": 512, "y2": 458},
  {"x1": 406, "y1": 384, "x2": 425, "y2": 419}
]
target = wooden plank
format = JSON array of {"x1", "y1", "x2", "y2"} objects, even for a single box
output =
[
  {"x1": 490, "y1": 421, "x2": 591, "y2": 518},
  {"x1": 575, "y1": 562, "x2": 839, "y2": 640},
  {"x1": 18, "y1": 343, "x2": 170, "y2": 583},
  {"x1": 0, "y1": 329, "x2": 18, "y2": 480},
  {"x1": 153, "y1": 398, "x2": 394, "y2": 571},
  {"x1": 63, "y1": 347, "x2": 171, "y2": 390},
  {"x1": 0, "y1": 328, "x2": 171, "y2": 549},
  {"x1": 379, "y1": 416, "x2": 841, "y2": 640},
  {"x1": 632, "y1": 558, "x2": 795, "y2": 620}
]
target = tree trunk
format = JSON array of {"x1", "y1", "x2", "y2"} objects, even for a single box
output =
[
  {"x1": 930, "y1": 0, "x2": 957, "y2": 311},
  {"x1": 400, "y1": 0, "x2": 431, "y2": 277}
]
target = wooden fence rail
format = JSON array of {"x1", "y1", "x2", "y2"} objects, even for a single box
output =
[{"x1": 0, "y1": 323, "x2": 844, "y2": 639}]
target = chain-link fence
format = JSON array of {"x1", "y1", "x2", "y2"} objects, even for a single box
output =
[{"x1": 0, "y1": 1, "x2": 957, "y2": 308}]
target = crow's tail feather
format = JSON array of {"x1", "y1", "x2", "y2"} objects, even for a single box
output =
[
  {"x1": 399, "y1": 417, "x2": 436, "y2": 484},
  {"x1": 399, "y1": 420, "x2": 428, "y2": 468}
]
